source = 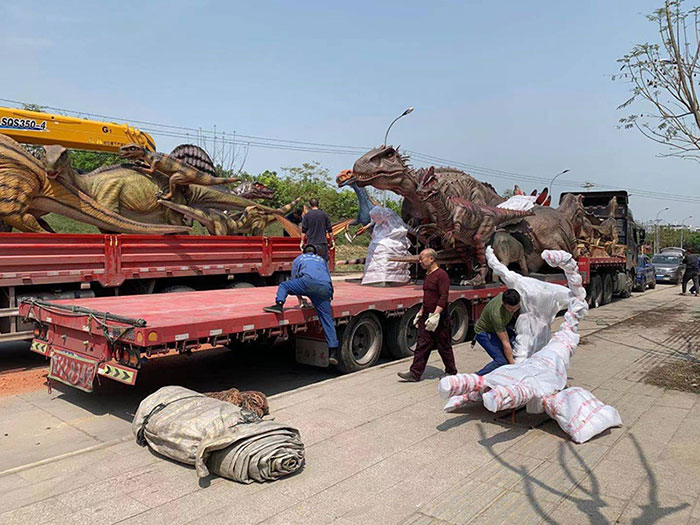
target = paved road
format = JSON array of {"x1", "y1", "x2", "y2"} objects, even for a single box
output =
[{"x1": 1, "y1": 284, "x2": 699, "y2": 524}]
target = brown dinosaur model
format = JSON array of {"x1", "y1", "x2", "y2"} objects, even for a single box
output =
[
  {"x1": 491, "y1": 231, "x2": 528, "y2": 274},
  {"x1": 231, "y1": 180, "x2": 274, "y2": 200},
  {"x1": 43, "y1": 145, "x2": 281, "y2": 230},
  {"x1": 350, "y1": 145, "x2": 504, "y2": 227},
  {"x1": 157, "y1": 197, "x2": 302, "y2": 236},
  {"x1": 0, "y1": 134, "x2": 189, "y2": 234},
  {"x1": 119, "y1": 143, "x2": 239, "y2": 201},
  {"x1": 416, "y1": 167, "x2": 534, "y2": 284}
]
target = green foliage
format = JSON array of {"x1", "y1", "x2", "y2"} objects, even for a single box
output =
[{"x1": 69, "y1": 150, "x2": 121, "y2": 173}]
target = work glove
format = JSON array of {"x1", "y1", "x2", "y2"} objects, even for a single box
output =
[
  {"x1": 425, "y1": 312, "x2": 440, "y2": 332},
  {"x1": 412, "y1": 312, "x2": 421, "y2": 327}
]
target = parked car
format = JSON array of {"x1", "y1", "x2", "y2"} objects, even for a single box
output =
[
  {"x1": 651, "y1": 253, "x2": 685, "y2": 284},
  {"x1": 635, "y1": 255, "x2": 656, "y2": 291}
]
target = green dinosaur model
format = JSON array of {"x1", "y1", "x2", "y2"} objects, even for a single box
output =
[
  {"x1": 119, "y1": 143, "x2": 239, "y2": 200},
  {"x1": 43, "y1": 145, "x2": 281, "y2": 231},
  {"x1": 0, "y1": 134, "x2": 189, "y2": 234},
  {"x1": 157, "y1": 197, "x2": 302, "y2": 236}
]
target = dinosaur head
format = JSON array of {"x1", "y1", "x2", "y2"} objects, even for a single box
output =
[
  {"x1": 336, "y1": 169, "x2": 355, "y2": 188},
  {"x1": 43, "y1": 145, "x2": 70, "y2": 180},
  {"x1": 119, "y1": 143, "x2": 147, "y2": 160},
  {"x1": 351, "y1": 146, "x2": 414, "y2": 194},
  {"x1": 236, "y1": 180, "x2": 274, "y2": 200}
]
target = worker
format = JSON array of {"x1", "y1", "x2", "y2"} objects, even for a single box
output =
[
  {"x1": 264, "y1": 244, "x2": 339, "y2": 361},
  {"x1": 398, "y1": 248, "x2": 457, "y2": 382},
  {"x1": 681, "y1": 248, "x2": 699, "y2": 297},
  {"x1": 301, "y1": 198, "x2": 334, "y2": 262},
  {"x1": 282, "y1": 207, "x2": 303, "y2": 237},
  {"x1": 474, "y1": 289, "x2": 521, "y2": 375}
]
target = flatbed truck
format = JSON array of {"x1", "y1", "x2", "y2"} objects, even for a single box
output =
[{"x1": 18, "y1": 254, "x2": 627, "y2": 393}]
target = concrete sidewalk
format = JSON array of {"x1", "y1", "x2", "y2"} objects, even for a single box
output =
[{"x1": 1, "y1": 285, "x2": 699, "y2": 524}]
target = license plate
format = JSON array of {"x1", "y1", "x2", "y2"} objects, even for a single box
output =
[{"x1": 49, "y1": 350, "x2": 98, "y2": 392}]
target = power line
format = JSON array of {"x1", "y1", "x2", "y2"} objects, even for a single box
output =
[{"x1": 3, "y1": 97, "x2": 700, "y2": 203}]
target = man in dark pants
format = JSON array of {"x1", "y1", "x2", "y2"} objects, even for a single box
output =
[
  {"x1": 301, "y1": 198, "x2": 334, "y2": 262},
  {"x1": 474, "y1": 289, "x2": 521, "y2": 375},
  {"x1": 681, "y1": 248, "x2": 699, "y2": 297},
  {"x1": 398, "y1": 248, "x2": 457, "y2": 382},
  {"x1": 264, "y1": 245, "x2": 339, "y2": 361}
]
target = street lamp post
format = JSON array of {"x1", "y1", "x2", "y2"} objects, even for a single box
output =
[
  {"x1": 681, "y1": 215, "x2": 693, "y2": 249},
  {"x1": 383, "y1": 107, "x2": 414, "y2": 146},
  {"x1": 548, "y1": 169, "x2": 570, "y2": 204},
  {"x1": 655, "y1": 207, "x2": 669, "y2": 253}
]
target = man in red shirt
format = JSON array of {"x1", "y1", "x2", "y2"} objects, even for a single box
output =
[{"x1": 398, "y1": 248, "x2": 458, "y2": 382}]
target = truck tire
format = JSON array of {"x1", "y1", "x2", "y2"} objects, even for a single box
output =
[
  {"x1": 449, "y1": 300, "x2": 470, "y2": 345},
  {"x1": 602, "y1": 273, "x2": 613, "y2": 305},
  {"x1": 225, "y1": 281, "x2": 255, "y2": 289},
  {"x1": 385, "y1": 305, "x2": 420, "y2": 359},
  {"x1": 336, "y1": 312, "x2": 383, "y2": 374},
  {"x1": 589, "y1": 275, "x2": 602, "y2": 308},
  {"x1": 161, "y1": 285, "x2": 196, "y2": 293}
]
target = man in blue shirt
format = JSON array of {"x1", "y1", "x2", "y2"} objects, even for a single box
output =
[{"x1": 264, "y1": 245, "x2": 339, "y2": 357}]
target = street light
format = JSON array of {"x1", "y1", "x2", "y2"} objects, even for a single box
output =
[
  {"x1": 681, "y1": 215, "x2": 693, "y2": 249},
  {"x1": 383, "y1": 107, "x2": 414, "y2": 146},
  {"x1": 548, "y1": 169, "x2": 570, "y2": 203},
  {"x1": 655, "y1": 207, "x2": 669, "y2": 254}
]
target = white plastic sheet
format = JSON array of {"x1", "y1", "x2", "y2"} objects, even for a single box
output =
[
  {"x1": 486, "y1": 246, "x2": 572, "y2": 362},
  {"x1": 497, "y1": 195, "x2": 537, "y2": 211},
  {"x1": 541, "y1": 387, "x2": 622, "y2": 444},
  {"x1": 362, "y1": 206, "x2": 411, "y2": 285},
  {"x1": 437, "y1": 249, "x2": 619, "y2": 444}
]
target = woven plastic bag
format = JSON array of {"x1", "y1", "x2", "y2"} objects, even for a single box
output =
[
  {"x1": 133, "y1": 386, "x2": 305, "y2": 483},
  {"x1": 362, "y1": 206, "x2": 411, "y2": 285}
]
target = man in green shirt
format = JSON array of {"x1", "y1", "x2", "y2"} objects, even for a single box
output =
[{"x1": 474, "y1": 289, "x2": 521, "y2": 375}]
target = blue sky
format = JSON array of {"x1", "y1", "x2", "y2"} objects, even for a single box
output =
[{"x1": 2, "y1": 0, "x2": 698, "y2": 224}]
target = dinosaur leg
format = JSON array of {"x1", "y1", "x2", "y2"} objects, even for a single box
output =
[
  {"x1": 3, "y1": 213, "x2": 49, "y2": 233},
  {"x1": 162, "y1": 172, "x2": 237, "y2": 201}
]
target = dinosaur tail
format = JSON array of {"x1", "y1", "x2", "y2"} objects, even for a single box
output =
[
  {"x1": 33, "y1": 180, "x2": 191, "y2": 234},
  {"x1": 157, "y1": 199, "x2": 217, "y2": 229},
  {"x1": 274, "y1": 197, "x2": 303, "y2": 216}
]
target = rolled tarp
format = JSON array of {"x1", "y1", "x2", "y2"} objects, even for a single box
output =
[{"x1": 132, "y1": 386, "x2": 305, "y2": 483}]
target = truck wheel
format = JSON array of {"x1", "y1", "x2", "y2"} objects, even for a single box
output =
[
  {"x1": 225, "y1": 281, "x2": 255, "y2": 289},
  {"x1": 385, "y1": 305, "x2": 420, "y2": 359},
  {"x1": 589, "y1": 275, "x2": 602, "y2": 308},
  {"x1": 160, "y1": 285, "x2": 196, "y2": 293},
  {"x1": 449, "y1": 300, "x2": 470, "y2": 345},
  {"x1": 336, "y1": 312, "x2": 383, "y2": 374},
  {"x1": 602, "y1": 274, "x2": 613, "y2": 305}
]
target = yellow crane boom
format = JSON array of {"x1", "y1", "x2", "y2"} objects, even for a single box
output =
[{"x1": 0, "y1": 106, "x2": 156, "y2": 152}]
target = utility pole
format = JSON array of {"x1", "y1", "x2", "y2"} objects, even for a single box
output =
[
  {"x1": 655, "y1": 207, "x2": 669, "y2": 254},
  {"x1": 681, "y1": 215, "x2": 693, "y2": 249}
]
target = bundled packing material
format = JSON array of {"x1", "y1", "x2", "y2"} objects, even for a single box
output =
[{"x1": 133, "y1": 386, "x2": 305, "y2": 483}]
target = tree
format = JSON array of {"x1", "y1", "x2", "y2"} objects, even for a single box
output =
[{"x1": 616, "y1": 1, "x2": 700, "y2": 160}]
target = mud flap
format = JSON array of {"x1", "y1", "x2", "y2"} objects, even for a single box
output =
[
  {"x1": 48, "y1": 350, "x2": 98, "y2": 393},
  {"x1": 295, "y1": 324, "x2": 330, "y2": 367}
]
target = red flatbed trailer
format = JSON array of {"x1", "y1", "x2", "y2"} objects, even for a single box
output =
[
  {"x1": 18, "y1": 253, "x2": 632, "y2": 393},
  {"x1": 0, "y1": 233, "x2": 318, "y2": 343}
]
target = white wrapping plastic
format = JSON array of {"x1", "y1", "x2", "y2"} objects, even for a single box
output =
[
  {"x1": 486, "y1": 247, "x2": 572, "y2": 362},
  {"x1": 541, "y1": 387, "x2": 622, "y2": 444},
  {"x1": 362, "y1": 206, "x2": 411, "y2": 285},
  {"x1": 497, "y1": 195, "x2": 537, "y2": 211}
]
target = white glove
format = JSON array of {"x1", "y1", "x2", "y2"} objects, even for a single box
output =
[
  {"x1": 412, "y1": 312, "x2": 422, "y2": 327},
  {"x1": 425, "y1": 312, "x2": 440, "y2": 332}
]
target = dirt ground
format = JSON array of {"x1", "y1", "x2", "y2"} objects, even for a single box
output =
[{"x1": 646, "y1": 361, "x2": 700, "y2": 394}]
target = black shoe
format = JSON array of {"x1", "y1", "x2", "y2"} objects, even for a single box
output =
[
  {"x1": 328, "y1": 347, "x2": 338, "y2": 366},
  {"x1": 441, "y1": 370, "x2": 458, "y2": 378},
  {"x1": 398, "y1": 371, "x2": 419, "y2": 382},
  {"x1": 263, "y1": 302, "x2": 284, "y2": 314}
]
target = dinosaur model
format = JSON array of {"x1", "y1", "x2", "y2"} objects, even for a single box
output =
[
  {"x1": 416, "y1": 166, "x2": 534, "y2": 284},
  {"x1": 336, "y1": 169, "x2": 381, "y2": 242},
  {"x1": 231, "y1": 180, "x2": 274, "y2": 201},
  {"x1": 0, "y1": 134, "x2": 189, "y2": 234},
  {"x1": 350, "y1": 145, "x2": 504, "y2": 228},
  {"x1": 157, "y1": 197, "x2": 302, "y2": 236},
  {"x1": 490, "y1": 231, "x2": 529, "y2": 275},
  {"x1": 118, "y1": 143, "x2": 239, "y2": 201},
  {"x1": 43, "y1": 145, "x2": 281, "y2": 230}
]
